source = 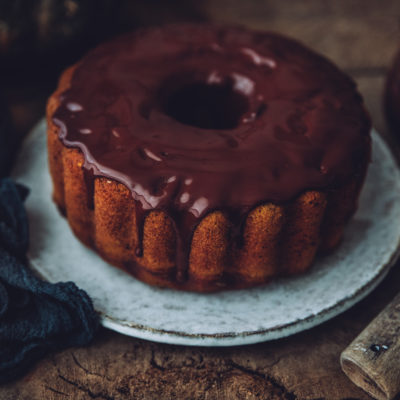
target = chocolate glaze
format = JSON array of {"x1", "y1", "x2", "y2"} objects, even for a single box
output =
[
  {"x1": 385, "y1": 48, "x2": 400, "y2": 134},
  {"x1": 53, "y1": 25, "x2": 371, "y2": 278}
]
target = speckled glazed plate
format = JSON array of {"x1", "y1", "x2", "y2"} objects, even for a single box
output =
[{"x1": 11, "y1": 120, "x2": 400, "y2": 346}]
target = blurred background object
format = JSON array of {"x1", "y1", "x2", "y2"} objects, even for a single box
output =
[
  {"x1": 0, "y1": 91, "x2": 15, "y2": 176},
  {"x1": 0, "y1": 0, "x2": 206, "y2": 77},
  {"x1": 0, "y1": 0, "x2": 115, "y2": 73},
  {"x1": 385, "y1": 49, "x2": 400, "y2": 136}
]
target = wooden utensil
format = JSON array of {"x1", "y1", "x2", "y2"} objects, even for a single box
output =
[{"x1": 341, "y1": 291, "x2": 400, "y2": 400}]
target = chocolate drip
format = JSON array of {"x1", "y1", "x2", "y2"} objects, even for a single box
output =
[
  {"x1": 133, "y1": 203, "x2": 145, "y2": 258},
  {"x1": 173, "y1": 211, "x2": 197, "y2": 282},
  {"x1": 52, "y1": 25, "x2": 371, "y2": 279},
  {"x1": 82, "y1": 165, "x2": 95, "y2": 210}
]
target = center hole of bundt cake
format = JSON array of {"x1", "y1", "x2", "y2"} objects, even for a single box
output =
[{"x1": 162, "y1": 82, "x2": 249, "y2": 130}]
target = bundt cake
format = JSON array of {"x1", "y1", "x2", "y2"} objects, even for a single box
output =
[{"x1": 47, "y1": 24, "x2": 371, "y2": 292}]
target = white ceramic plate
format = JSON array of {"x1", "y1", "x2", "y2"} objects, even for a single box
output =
[{"x1": 11, "y1": 120, "x2": 400, "y2": 346}]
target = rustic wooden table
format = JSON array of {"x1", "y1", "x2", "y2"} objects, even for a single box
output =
[{"x1": 2, "y1": 1, "x2": 400, "y2": 399}]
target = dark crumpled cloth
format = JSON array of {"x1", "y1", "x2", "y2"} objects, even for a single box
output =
[{"x1": 0, "y1": 104, "x2": 99, "y2": 383}]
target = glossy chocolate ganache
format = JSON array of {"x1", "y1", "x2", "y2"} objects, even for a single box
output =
[{"x1": 53, "y1": 25, "x2": 371, "y2": 277}]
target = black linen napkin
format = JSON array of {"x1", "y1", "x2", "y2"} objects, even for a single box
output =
[{"x1": 0, "y1": 106, "x2": 99, "y2": 383}]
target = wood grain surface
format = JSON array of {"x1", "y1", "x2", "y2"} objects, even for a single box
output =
[{"x1": 2, "y1": 1, "x2": 400, "y2": 399}]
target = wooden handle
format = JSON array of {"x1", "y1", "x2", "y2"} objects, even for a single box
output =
[{"x1": 341, "y1": 292, "x2": 400, "y2": 400}]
